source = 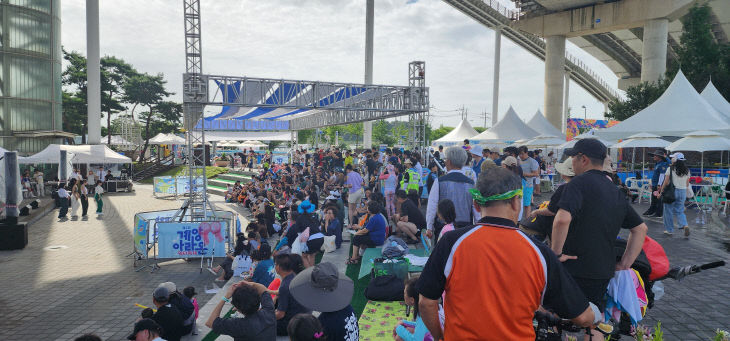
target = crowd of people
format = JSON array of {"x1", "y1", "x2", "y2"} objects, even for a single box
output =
[
  {"x1": 77, "y1": 138, "x2": 659, "y2": 341},
  {"x1": 55, "y1": 167, "x2": 115, "y2": 220}
]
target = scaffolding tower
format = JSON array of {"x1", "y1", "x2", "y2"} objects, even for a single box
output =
[
  {"x1": 115, "y1": 115, "x2": 142, "y2": 151},
  {"x1": 408, "y1": 61, "x2": 428, "y2": 156},
  {"x1": 173, "y1": 0, "x2": 215, "y2": 222}
]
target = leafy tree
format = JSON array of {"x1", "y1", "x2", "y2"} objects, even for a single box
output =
[
  {"x1": 62, "y1": 91, "x2": 87, "y2": 138},
  {"x1": 124, "y1": 73, "x2": 172, "y2": 161},
  {"x1": 605, "y1": 78, "x2": 670, "y2": 121},
  {"x1": 373, "y1": 120, "x2": 396, "y2": 146},
  {"x1": 101, "y1": 56, "x2": 138, "y2": 144},
  {"x1": 430, "y1": 125, "x2": 454, "y2": 141}
]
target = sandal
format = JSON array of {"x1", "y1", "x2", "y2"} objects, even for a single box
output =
[{"x1": 346, "y1": 258, "x2": 361, "y2": 265}]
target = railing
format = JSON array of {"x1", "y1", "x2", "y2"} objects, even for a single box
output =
[
  {"x1": 565, "y1": 52, "x2": 622, "y2": 100},
  {"x1": 480, "y1": 0, "x2": 521, "y2": 20}
]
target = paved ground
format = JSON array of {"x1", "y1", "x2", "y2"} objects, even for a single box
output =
[
  {"x1": 0, "y1": 186, "x2": 727, "y2": 340},
  {"x1": 621, "y1": 199, "x2": 730, "y2": 340},
  {"x1": 0, "y1": 185, "x2": 231, "y2": 341}
]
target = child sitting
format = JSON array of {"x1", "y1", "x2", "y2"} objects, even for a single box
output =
[
  {"x1": 394, "y1": 276, "x2": 432, "y2": 341},
  {"x1": 182, "y1": 286, "x2": 199, "y2": 335},
  {"x1": 437, "y1": 199, "x2": 456, "y2": 239}
]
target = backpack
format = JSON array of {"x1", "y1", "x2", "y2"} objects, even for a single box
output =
[
  {"x1": 232, "y1": 252, "x2": 253, "y2": 277},
  {"x1": 170, "y1": 292, "x2": 195, "y2": 324},
  {"x1": 364, "y1": 271, "x2": 404, "y2": 301},
  {"x1": 642, "y1": 236, "x2": 670, "y2": 280}
]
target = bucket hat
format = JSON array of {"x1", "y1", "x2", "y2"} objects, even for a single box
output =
[{"x1": 289, "y1": 262, "x2": 353, "y2": 312}]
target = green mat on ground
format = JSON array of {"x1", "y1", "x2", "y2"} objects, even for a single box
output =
[
  {"x1": 358, "y1": 300, "x2": 408, "y2": 340},
  {"x1": 346, "y1": 243, "x2": 372, "y2": 318}
]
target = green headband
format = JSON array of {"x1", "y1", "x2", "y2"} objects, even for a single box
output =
[{"x1": 469, "y1": 188, "x2": 523, "y2": 205}]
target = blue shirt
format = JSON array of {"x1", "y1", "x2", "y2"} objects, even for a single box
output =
[
  {"x1": 251, "y1": 258, "x2": 275, "y2": 287},
  {"x1": 365, "y1": 213, "x2": 387, "y2": 245},
  {"x1": 473, "y1": 158, "x2": 484, "y2": 177},
  {"x1": 652, "y1": 158, "x2": 670, "y2": 186}
]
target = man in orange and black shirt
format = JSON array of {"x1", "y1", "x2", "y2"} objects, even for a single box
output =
[{"x1": 417, "y1": 168, "x2": 600, "y2": 341}]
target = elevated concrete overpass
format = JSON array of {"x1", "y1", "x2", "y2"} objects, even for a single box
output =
[
  {"x1": 443, "y1": 0, "x2": 622, "y2": 132},
  {"x1": 512, "y1": 0, "x2": 730, "y2": 89}
]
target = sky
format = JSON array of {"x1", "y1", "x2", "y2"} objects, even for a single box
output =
[{"x1": 60, "y1": 0, "x2": 622, "y2": 130}]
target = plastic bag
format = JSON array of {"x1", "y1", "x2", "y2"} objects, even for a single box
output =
[
  {"x1": 291, "y1": 234, "x2": 304, "y2": 255},
  {"x1": 322, "y1": 235, "x2": 337, "y2": 253}
]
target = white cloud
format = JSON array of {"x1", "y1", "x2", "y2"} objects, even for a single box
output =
[{"x1": 61, "y1": 0, "x2": 620, "y2": 130}]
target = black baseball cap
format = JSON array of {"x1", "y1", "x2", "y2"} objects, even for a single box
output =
[
  {"x1": 127, "y1": 318, "x2": 162, "y2": 340},
  {"x1": 564, "y1": 138, "x2": 607, "y2": 160}
]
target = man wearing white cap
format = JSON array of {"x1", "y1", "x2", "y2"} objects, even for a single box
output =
[{"x1": 470, "y1": 145, "x2": 484, "y2": 178}]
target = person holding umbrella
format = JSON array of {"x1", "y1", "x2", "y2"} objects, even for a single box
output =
[
  {"x1": 289, "y1": 262, "x2": 359, "y2": 341},
  {"x1": 644, "y1": 149, "x2": 670, "y2": 218}
]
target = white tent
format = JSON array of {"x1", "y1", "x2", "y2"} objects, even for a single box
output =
[
  {"x1": 471, "y1": 106, "x2": 539, "y2": 143},
  {"x1": 611, "y1": 133, "x2": 670, "y2": 174},
  {"x1": 433, "y1": 119, "x2": 479, "y2": 145},
  {"x1": 700, "y1": 81, "x2": 730, "y2": 122},
  {"x1": 101, "y1": 135, "x2": 134, "y2": 146},
  {"x1": 557, "y1": 129, "x2": 614, "y2": 150},
  {"x1": 667, "y1": 131, "x2": 730, "y2": 175},
  {"x1": 19, "y1": 144, "x2": 132, "y2": 164},
  {"x1": 527, "y1": 110, "x2": 565, "y2": 139},
  {"x1": 596, "y1": 70, "x2": 730, "y2": 141},
  {"x1": 523, "y1": 135, "x2": 566, "y2": 147},
  {"x1": 148, "y1": 133, "x2": 185, "y2": 145}
]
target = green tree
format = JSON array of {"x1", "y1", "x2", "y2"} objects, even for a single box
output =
[
  {"x1": 124, "y1": 73, "x2": 172, "y2": 161},
  {"x1": 373, "y1": 121, "x2": 396, "y2": 146},
  {"x1": 607, "y1": 3, "x2": 729, "y2": 121},
  {"x1": 61, "y1": 91, "x2": 87, "y2": 138},
  {"x1": 429, "y1": 125, "x2": 454, "y2": 141},
  {"x1": 101, "y1": 56, "x2": 138, "y2": 144}
]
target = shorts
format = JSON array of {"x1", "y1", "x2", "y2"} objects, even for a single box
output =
[
  {"x1": 348, "y1": 187, "x2": 364, "y2": 204},
  {"x1": 572, "y1": 277, "x2": 610, "y2": 312},
  {"x1": 305, "y1": 238, "x2": 323, "y2": 254},
  {"x1": 352, "y1": 234, "x2": 377, "y2": 248},
  {"x1": 522, "y1": 186, "x2": 534, "y2": 207}
]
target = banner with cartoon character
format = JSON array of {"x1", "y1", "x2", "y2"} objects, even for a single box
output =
[{"x1": 157, "y1": 221, "x2": 228, "y2": 258}]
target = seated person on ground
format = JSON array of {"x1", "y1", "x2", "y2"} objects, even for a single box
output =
[
  {"x1": 393, "y1": 189, "x2": 427, "y2": 244},
  {"x1": 205, "y1": 281, "x2": 277, "y2": 341},
  {"x1": 250, "y1": 244, "x2": 275, "y2": 287},
  {"x1": 395, "y1": 276, "x2": 430, "y2": 341},
  {"x1": 322, "y1": 205, "x2": 343, "y2": 249},
  {"x1": 157, "y1": 282, "x2": 195, "y2": 336},
  {"x1": 274, "y1": 254, "x2": 311, "y2": 336},
  {"x1": 125, "y1": 318, "x2": 163, "y2": 341},
  {"x1": 140, "y1": 286, "x2": 185, "y2": 341},
  {"x1": 209, "y1": 233, "x2": 249, "y2": 281},
  {"x1": 347, "y1": 201, "x2": 387, "y2": 265}
]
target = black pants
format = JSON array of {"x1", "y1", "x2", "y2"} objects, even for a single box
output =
[
  {"x1": 58, "y1": 198, "x2": 69, "y2": 218},
  {"x1": 220, "y1": 257, "x2": 234, "y2": 280},
  {"x1": 648, "y1": 186, "x2": 664, "y2": 215},
  {"x1": 80, "y1": 195, "x2": 89, "y2": 216}
]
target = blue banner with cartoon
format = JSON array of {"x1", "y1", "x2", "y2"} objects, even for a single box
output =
[{"x1": 157, "y1": 221, "x2": 228, "y2": 258}]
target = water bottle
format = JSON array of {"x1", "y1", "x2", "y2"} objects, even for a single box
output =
[{"x1": 653, "y1": 281, "x2": 665, "y2": 301}]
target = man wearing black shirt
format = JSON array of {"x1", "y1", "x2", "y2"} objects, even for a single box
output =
[
  {"x1": 393, "y1": 190, "x2": 426, "y2": 243},
  {"x1": 142, "y1": 287, "x2": 185, "y2": 341},
  {"x1": 274, "y1": 254, "x2": 311, "y2": 335},
  {"x1": 552, "y1": 139, "x2": 648, "y2": 338}
]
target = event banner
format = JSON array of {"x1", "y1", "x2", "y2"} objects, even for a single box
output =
[
  {"x1": 157, "y1": 221, "x2": 228, "y2": 258},
  {"x1": 153, "y1": 176, "x2": 205, "y2": 195},
  {"x1": 134, "y1": 215, "x2": 148, "y2": 254}
]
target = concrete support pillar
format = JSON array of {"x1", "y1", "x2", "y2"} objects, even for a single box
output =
[
  {"x1": 86, "y1": 0, "x2": 101, "y2": 145},
  {"x1": 362, "y1": 0, "x2": 374, "y2": 149},
  {"x1": 562, "y1": 72, "x2": 570, "y2": 134},
  {"x1": 641, "y1": 18, "x2": 668, "y2": 83},
  {"x1": 4, "y1": 152, "x2": 19, "y2": 219},
  {"x1": 491, "y1": 27, "x2": 501, "y2": 127},
  {"x1": 59, "y1": 150, "x2": 68, "y2": 181},
  {"x1": 544, "y1": 35, "x2": 566, "y2": 131}
]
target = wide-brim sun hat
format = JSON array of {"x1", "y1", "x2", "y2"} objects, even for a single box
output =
[
  {"x1": 555, "y1": 157, "x2": 575, "y2": 177},
  {"x1": 289, "y1": 262, "x2": 354, "y2": 312},
  {"x1": 297, "y1": 200, "x2": 315, "y2": 214}
]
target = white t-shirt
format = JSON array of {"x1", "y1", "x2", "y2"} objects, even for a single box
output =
[
  {"x1": 95, "y1": 185, "x2": 104, "y2": 195},
  {"x1": 664, "y1": 168, "x2": 690, "y2": 189}
]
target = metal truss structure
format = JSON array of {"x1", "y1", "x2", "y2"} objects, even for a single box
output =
[
  {"x1": 174, "y1": 0, "x2": 215, "y2": 222},
  {"x1": 203, "y1": 75, "x2": 429, "y2": 130},
  {"x1": 114, "y1": 115, "x2": 142, "y2": 151},
  {"x1": 407, "y1": 62, "x2": 429, "y2": 155}
]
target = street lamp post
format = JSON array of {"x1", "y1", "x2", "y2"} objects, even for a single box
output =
[{"x1": 581, "y1": 105, "x2": 587, "y2": 120}]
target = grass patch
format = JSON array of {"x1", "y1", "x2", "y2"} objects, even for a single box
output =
[
  {"x1": 345, "y1": 243, "x2": 371, "y2": 318},
  {"x1": 138, "y1": 166, "x2": 229, "y2": 184}
]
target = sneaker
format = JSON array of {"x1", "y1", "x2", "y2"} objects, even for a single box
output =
[
  {"x1": 683, "y1": 226, "x2": 690, "y2": 237},
  {"x1": 663, "y1": 230, "x2": 673, "y2": 236},
  {"x1": 642, "y1": 210, "x2": 654, "y2": 216},
  {"x1": 207, "y1": 267, "x2": 218, "y2": 275}
]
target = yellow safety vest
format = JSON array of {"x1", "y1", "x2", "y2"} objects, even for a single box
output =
[{"x1": 400, "y1": 168, "x2": 421, "y2": 192}]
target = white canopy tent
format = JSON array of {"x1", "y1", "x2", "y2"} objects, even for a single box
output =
[
  {"x1": 596, "y1": 70, "x2": 730, "y2": 141},
  {"x1": 523, "y1": 135, "x2": 566, "y2": 147},
  {"x1": 558, "y1": 129, "x2": 614, "y2": 150},
  {"x1": 610, "y1": 133, "x2": 670, "y2": 174},
  {"x1": 471, "y1": 106, "x2": 539, "y2": 143},
  {"x1": 148, "y1": 133, "x2": 185, "y2": 145},
  {"x1": 700, "y1": 81, "x2": 730, "y2": 122},
  {"x1": 527, "y1": 110, "x2": 565, "y2": 139},
  {"x1": 667, "y1": 130, "x2": 730, "y2": 175},
  {"x1": 433, "y1": 119, "x2": 479, "y2": 146},
  {"x1": 19, "y1": 144, "x2": 132, "y2": 164},
  {"x1": 101, "y1": 135, "x2": 134, "y2": 146}
]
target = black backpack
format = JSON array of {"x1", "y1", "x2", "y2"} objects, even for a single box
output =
[
  {"x1": 169, "y1": 292, "x2": 194, "y2": 321},
  {"x1": 364, "y1": 271, "x2": 404, "y2": 301}
]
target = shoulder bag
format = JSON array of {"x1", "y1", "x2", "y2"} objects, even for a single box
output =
[{"x1": 661, "y1": 166, "x2": 676, "y2": 204}]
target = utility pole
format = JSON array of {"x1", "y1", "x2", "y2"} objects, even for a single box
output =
[{"x1": 481, "y1": 111, "x2": 490, "y2": 129}]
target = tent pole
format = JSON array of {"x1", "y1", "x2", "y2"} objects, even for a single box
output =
[
  {"x1": 701, "y1": 152, "x2": 704, "y2": 177},
  {"x1": 632, "y1": 148, "x2": 635, "y2": 177},
  {"x1": 642, "y1": 148, "x2": 645, "y2": 179}
]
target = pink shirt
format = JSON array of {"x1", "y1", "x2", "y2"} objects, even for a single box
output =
[{"x1": 439, "y1": 223, "x2": 455, "y2": 238}]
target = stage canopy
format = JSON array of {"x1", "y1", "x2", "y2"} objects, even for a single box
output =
[
  {"x1": 527, "y1": 109, "x2": 565, "y2": 139},
  {"x1": 471, "y1": 106, "x2": 539, "y2": 143},
  {"x1": 700, "y1": 81, "x2": 730, "y2": 122},
  {"x1": 19, "y1": 144, "x2": 132, "y2": 164},
  {"x1": 101, "y1": 135, "x2": 134, "y2": 146},
  {"x1": 597, "y1": 70, "x2": 730, "y2": 141},
  {"x1": 192, "y1": 131, "x2": 293, "y2": 142}
]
